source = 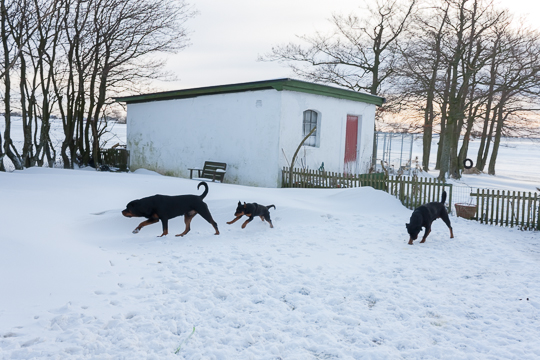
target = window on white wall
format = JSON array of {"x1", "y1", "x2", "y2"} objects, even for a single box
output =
[{"x1": 303, "y1": 110, "x2": 319, "y2": 147}]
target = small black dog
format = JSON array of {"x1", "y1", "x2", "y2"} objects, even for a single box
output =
[
  {"x1": 227, "y1": 201, "x2": 276, "y2": 229},
  {"x1": 406, "y1": 191, "x2": 454, "y2": 245},
  {"x1": 122, "y1": 182, "x2": 219, "y2": 237}
]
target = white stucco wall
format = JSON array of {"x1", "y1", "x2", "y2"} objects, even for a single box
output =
[
  {"x1": 126, "y1": 90, "x2": 282, "y2": 187},
  {"x1": 279, "y1": 90, "x2": 376, "y2": 176},
  {"x1": 126, "y1": 88, "x2": 376, "y2": 188}
]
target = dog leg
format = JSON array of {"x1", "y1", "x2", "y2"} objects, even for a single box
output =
[
  {"x1": 241, "y1": 218, "x2": 253, "y2": 229},
  {"x1": 408, "y1": 237, "x2": 414, "y2": 245},
  {"x1": 260, "y1": 216, "x2": 265, "y2": 221},
  {"x1": 133, "y1": 217, "x2": 159, "y2": 234},
  {"x1": 197, "y1": 205, "x2": 220, "y2": 235},
  {"x1": 158, "y1": 218, "x2": 169, "y2": 237},
  {"x1": 227, "y1": 216, "x2": 242, "y2": 225},
  {"x1": 176, "y1": 211, "x2": 196, "y2": 237},
  {"x1": 264, "y1": 214, "x2": 274, "y2": 228},
  {"x1": 158, "y1": 230, "x2": 168, "y2": 237},
  {"x1": 440, "y1": 212, "x2": 454, "y2": 238},
  {"x1": 419, "y1": 228, "x2": 431, "y2": 243}
]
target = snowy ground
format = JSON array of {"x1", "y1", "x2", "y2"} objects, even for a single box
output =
[
  {"x1": 1, "y1": 166, "x2": 539, "y2": 359},
  {"x1": 1, "y1": 118, "x2": 539, "y2": 359}
]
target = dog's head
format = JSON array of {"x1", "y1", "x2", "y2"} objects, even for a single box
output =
[
  {"x1": 405, "y1": 223, "x2": 422, "y2": 240},
  {"x1": 233, "y1": 201, "x2": 246, "y2": 216},
  {"x1": 122, "y1": 200, "x2": 142, "y2": 218}
]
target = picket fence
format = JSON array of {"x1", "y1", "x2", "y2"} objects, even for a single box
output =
[
  {"x1": 281, "y1": 167, "x2": 540, "y2": 231},
  {"x1": 281, "y1": 167, "x2": 451, "y2": 211},
  {"x1": 472, "y1": 189, "x2": 540, "y2": 230},
  {"x1": 99, "y1": 148, "x2": 129, "y2": 171}
]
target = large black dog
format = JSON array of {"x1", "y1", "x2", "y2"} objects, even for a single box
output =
[
  {"x1": 122, "y1": 182, "x2": 219, "y2": 237},
  {"x1": 406, "y1": 191, "x2": 454, "y2": 245},
  {"x1": 227, "y1": 201, "x2": 276, "y2": 229}
]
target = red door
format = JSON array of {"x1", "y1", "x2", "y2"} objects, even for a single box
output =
[{"x1": 344, "y1": 115, "x2": 358, "y2": 174}]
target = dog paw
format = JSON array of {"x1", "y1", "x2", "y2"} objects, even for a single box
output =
[{"x1": 132, "y1": 229, "x2": 140, "y2": 234}]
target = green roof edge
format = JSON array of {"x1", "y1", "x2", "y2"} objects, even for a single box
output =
[{"x1": 114, "y1": 78, "x2": 386, "y2": 106}]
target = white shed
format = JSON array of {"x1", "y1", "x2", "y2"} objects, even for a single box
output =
[{"x1": 116, "y1": 79, "x2": 385, "y2": 188}]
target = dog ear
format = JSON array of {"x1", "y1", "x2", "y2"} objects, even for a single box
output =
[
  {"x1": 405, "y1": 223, "x2": 409, "y2": 228},
  {"x1": 243, "y1": 202, "x2": 247, "y2": 208},
  {"x1": 238, "y1": 201, "x2": 241, "y2": 206}
]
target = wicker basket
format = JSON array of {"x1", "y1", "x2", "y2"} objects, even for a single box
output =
[{"x1": 455, "y1": 203, "x2": 477, "y2": 219}]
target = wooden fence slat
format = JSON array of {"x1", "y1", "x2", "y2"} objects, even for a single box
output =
[
  {"x1": 489, "y1": 189, "x2": 494, "y2": 225},
  {"x1": 499, "y1": 191, "x2": 504, "y2": 227},
  {"x1": 526, "y1": 192, "x2": 531, "y2": 230},
  {"x1": 510, "y1": 191, "x2": 515, "y2": 227},
  {"x1": 481, "y1": 189, "x2": 487, "y2": 224},
  {"x1": 521, "y1": 191, "x2": 526, "y2": 229},
  {"x1": 533, "y1": 193, "x2": 538, "y2": 230},
  {"x1": 533, "y1": 193, "x2": 540, "y2": 230}
]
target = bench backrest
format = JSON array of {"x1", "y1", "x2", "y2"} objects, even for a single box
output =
[{"x1": 201, "y1": 161, "x2": 227, "y2": 182}]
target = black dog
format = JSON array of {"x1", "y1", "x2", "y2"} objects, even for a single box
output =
[
  {"x1": 122, "y1": 182, "x2": 219, "y2": 237},
  {"x1": 406, "y1": 191, "x2": 453, "y2": 245},
  {"x1": 227, "y1": 201, "x2": 275, "y2": 229}
]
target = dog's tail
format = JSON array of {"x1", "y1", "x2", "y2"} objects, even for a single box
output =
[
  {"x1": 441, "y1": 190, "x2": 447, "y2": 204},
  {"x1": 197, "y1": 182, "x2": 209, "y2": 199},
  {"x1": 266, "y1": 205, "x2": 276, "y2": 210}
]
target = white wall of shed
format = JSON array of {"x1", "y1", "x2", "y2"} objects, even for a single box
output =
[
  {"x1": 126, "y1": 89, "x2": 282, "y2": 187},
  {"x1": 278, "y1": 90, "x2": 376, "y2": 176}
]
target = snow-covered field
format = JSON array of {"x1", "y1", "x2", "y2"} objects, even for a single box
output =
[
  {"x1": 414, "y1": 136, "x2": 540, "y2": 193},
  {"x1": 1, "y1": 119, "x2": 539, "y2": 359}
]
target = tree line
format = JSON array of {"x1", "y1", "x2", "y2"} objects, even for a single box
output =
[
  {"x1": 263, "y1": 0, "x2": 540, "y2": 180},
  {"x1": 0, "y1": 0, "x2": 193, "y2": 171}
]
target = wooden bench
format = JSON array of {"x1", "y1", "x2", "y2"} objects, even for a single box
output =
[{"x1": 189, "y1": 161, "x2": 227, "y2": 182}]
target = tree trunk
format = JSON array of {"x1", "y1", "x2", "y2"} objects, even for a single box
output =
[
  {"x1": 289, "y1": 126, "x2": 317, "y2": 187},
  {"x1": 1, "y1": 0, "x2": 23, "y2": 170}
]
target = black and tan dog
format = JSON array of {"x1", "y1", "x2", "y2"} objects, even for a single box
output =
[
  {"x1": 227, "y1": 201, "x2": 275, "y2": 229},
  {"x1": 122, "y1": 182, "x2": 219, "y2": 237},
  {"x1": 406, "y1": 191, "x2": 453, "y2": 245}
]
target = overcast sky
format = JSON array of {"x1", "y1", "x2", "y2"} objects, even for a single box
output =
[{"x1": 153, "y1": 0, "x2": 540, "y2": 91}]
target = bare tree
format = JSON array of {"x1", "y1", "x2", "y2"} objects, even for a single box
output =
[
  {"x1": 45, "y1": 0, "x2": 194, "y2": 169},
  {"x1": 1, "y1": 0, "x2": 29, "y2": 170},
  {"x1": 262, "y1": 0, "x2": 416, "y2": 100},
  {"x1": 485, "y1": 26, "x2": 540, "y2": 174},
  {"x1": 86, "y1": 0, "x2": 193, "y2": 167},
  {"x1": 1, "y1": 0, "x2": 193, "y2": 171},
  {"x1": 27, "y1": 0, "x2": 61, "y2": 167},
  {"x1": 397, "y1": 1, "x2": 450, "y2": 171},
  {"x1": 397, "y1": 0, "x2": 512, "y2": 179}
]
